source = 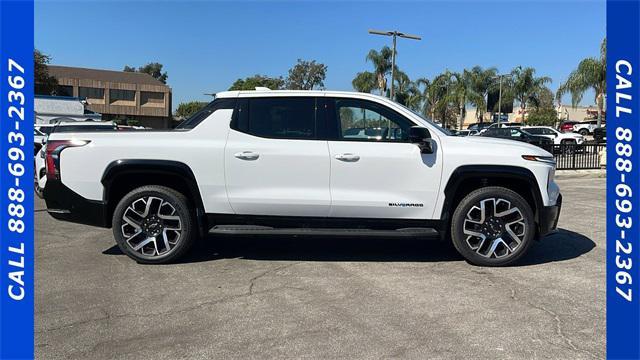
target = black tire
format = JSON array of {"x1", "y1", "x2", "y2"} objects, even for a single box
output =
[
  {"x1": 112, "y1": 185, "x2": 195, "y2": 264},
  {"x1": 450, "y1": 186, "x2": 535, "y2": 266},
  {"x1": 579, "y1": 129, "x2": 589, "y2": 136}
]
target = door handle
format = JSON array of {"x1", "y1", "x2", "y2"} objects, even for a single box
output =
[
  {"x1": 335, "y1": 153, "x2": 360, "y2": 162},
  {"x1": 234, "y1": 151, "x2": 260, "y2": 160}
]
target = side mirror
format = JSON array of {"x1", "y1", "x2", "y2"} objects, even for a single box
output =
[{"x1": 409, "y1": 126, "x2": 433, "y2": 154}]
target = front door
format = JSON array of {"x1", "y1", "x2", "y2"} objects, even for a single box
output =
[
  {"x1": 327, "y1": 98, "x2": 442, "y2": 219},
  {"x1": 224, "y1": 97, "x2": 331, "y2": 217}
]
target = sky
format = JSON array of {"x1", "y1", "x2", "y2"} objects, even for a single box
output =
[{"x1": 35, "y1": 0, "x2": 605, "y2": 110}]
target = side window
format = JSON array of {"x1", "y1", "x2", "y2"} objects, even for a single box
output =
[
  {"x1": 493, "y1": 129, "x2": 507, "y2": 137},
  {"x1": 334, "y1": 99, "x2": 411, "y2": 142},
  {"x1": 509, "y1": 129, "x2": 522, "y2": 137},
  {"x1": 526, "y1": 128, "x2": 542, "y2": 135},
  {"x1": 246, "y1": 97, "x2": 316, "y2": 139}
]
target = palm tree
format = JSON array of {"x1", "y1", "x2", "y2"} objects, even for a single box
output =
[
  {"x1": 428, "y1": 71, "x2": 459, "y2": 128},
  {"x1": 366, "y1": 46, "x2": 394, "y2": 96},
  {"x1": 415, "y1": 77, "x2": 432, "y2": 117},
  {"x1": 511, "y1": 66, "x2": 552, "y2": 123},
  {"x1": 352, "y1": 71, "x2": 377, "y2": 93},
  {"x1": 557, "y1": 38, "x2": 607, "y2": 126},
  {"x1": 391, "y1": 71, "x2": 422, "y2": 111},
  {"x1": 449, "y1": 70, "x2": 486, "y2": 129},
  {"x1": 466, "y1": 66, "x2": 498, "y2": 122}
]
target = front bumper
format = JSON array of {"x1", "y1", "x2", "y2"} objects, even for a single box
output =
[
  {"x1": 538, "y1": 193, "x2": 562, "y2": 237},
  {"x1": 43, "y1": 179, "x2": 110, "y2": 228}
]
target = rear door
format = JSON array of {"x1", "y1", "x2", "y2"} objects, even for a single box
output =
[
  {"x1": 224, "y1": 96, "x2": 331, "y2": 216},
  {"x1": 325, "y1": 97, "x2": 442, "y2": 219}
]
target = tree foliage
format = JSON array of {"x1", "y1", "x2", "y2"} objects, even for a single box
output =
[
  {"x1": 228, "y1": 75, "x2": 284, "y2": 90},
  {"x1": 526, "y1": 108, "x2": 558, "y2": 126},
  {"x1": 123, "y1": 62, "x2": 168, "y2": 84},
  {"x1": 34, "y1": 49, "x2": 58, "y2": 95},
  {"x1": 557, "y1": 37, "x2": 606, "y2": 126},
  {"x1": 366, "y1": 46, "x2": 394, "y2": 95},
  {"x1": 352, "y1": 71, "x2": 377, "y2": 93},
  {"x1": 285, "y1": 59, "x2": 327, "y2": 90},
  {"x1": 174, "y1": 101, "x2": 208, "y2": 119},
  {"x1": 510, "y1": 66, "x2": 552, "y2": 115}
]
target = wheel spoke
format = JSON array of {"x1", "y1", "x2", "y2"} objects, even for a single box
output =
[{"x1": 131, "y1": 236, "x2": 155, "y2": 251}]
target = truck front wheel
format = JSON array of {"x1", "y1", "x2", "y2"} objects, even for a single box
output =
[
  {"x1": 112, "y1": 185, "x2": 196, "y2": 264},
  {"x1": 450, "y1": 186, "x2": 535, "y2": 266}
]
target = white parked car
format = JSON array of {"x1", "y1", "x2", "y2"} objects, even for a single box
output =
[
  {"x1": 572, "y1": 120, "x2": 602, "y2": 135},
  {"x1": 522, "y1": 126, "x2": 584, "y2": 145},
  {"x1": 43, "y1": 90, "x2": 561, "y2": 267}
]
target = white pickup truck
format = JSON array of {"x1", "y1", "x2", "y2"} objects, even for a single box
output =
[{"x1": 43, "y1": 90, "x2": 562, "y2": 266}]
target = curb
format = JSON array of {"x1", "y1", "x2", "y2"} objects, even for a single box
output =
[{"x1": 555, "y1": 169, "x2": 607, "y2": 180}]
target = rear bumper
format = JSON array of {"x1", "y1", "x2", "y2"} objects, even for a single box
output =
[
  {"x1": 538, "y1": 193, "x2": 562, "y2": 237},
  {"x1": 43, "y1": 180, "x2": 110, "y2": 228}
]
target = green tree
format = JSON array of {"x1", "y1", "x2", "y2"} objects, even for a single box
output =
[
  {"x1": 34, "y1": 49, "x2": 58, "y2": 95},
  {"x1": 466, "y1": 66, "x2": 498, "y2": 121},
  {"x1": 228, "y1": 75, "x2": 284, "y2": 90},
  {"x1": 366, "y1": 46, "x2": 394, "y2": 96},
  {"x1": 391, "y1": 70, "x2": 421, "y2": 111},
  {"x1": 535, "y1": 86, "x2": 555, "y2": 110},
  {"x1": 285, "y1": 59, "x2": 327, "y2": 90},
  {"x1": 526, "y1": 108, "x2": 558, "y2": 126},
  {"x1": 557, "y1": 38, "x2": 607, "y2": 126},
  {"x1": 123, "y1": 62, "x2": 168, "y2": 84},
  {"x1": 449, "y1": 70, "x2": 485, "y2": 129},
  {"x1": 352, "y1": 71, "x2": 377, "y2": 93},
  {"x1": 427, "y1": 71, "x2": 460, "y2": 129},
  {"x1": 511, "y1": 66, "x2": 552, "y2": 121},
  {"x1": 174, "y1": 101, "x2": 208, "y2": 119}
]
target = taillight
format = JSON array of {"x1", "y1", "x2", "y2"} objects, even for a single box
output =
[{"x1": 45, "y1": 140, "x2": 90, "y2": 180}]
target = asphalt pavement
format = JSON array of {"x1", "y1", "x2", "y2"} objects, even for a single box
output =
[{"x1": 35, "y1": 177, "x2": 605, "y2": 359}]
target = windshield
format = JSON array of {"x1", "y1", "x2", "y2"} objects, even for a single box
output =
[{"x1": 395, "y1": 103, "x2": 452, "y2": 136}]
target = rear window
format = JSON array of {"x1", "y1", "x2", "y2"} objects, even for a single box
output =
[{"x1": 177, "y1": 98, "x2": 237, "y2": 129}]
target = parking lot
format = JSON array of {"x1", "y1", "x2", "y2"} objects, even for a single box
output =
[{"x1": 35, "y1": 176, "x2": 605, "y2": 360}]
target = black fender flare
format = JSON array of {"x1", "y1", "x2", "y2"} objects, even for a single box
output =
[{"x1": 101, "y1": 159, "x2": 207, "y2": 236}]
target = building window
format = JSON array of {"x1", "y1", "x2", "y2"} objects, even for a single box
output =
[
  {"x1": 79, "y1": 87, "x2": 105, "y2": 104},
  {"x1": 109, "y1": 89, "x2": 136, "y2": 106},
  {"x1": 54, "y1": 85, "x2": 74, "y2": 97},
  {"x1": 140, "y1": 91, "x2": 165, "y2": 108}
]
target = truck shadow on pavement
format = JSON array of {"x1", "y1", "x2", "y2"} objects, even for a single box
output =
[{"x1": 103, "y1": 228, "x2": 595, "y2": 266}]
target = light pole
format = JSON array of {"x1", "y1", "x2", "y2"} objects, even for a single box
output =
[
  {"x1": 368, "y1": 29, "x2": 421, "y2": 100},
  {"x1": 493, "y1": 74, "x2": 508, "y2": 123}
]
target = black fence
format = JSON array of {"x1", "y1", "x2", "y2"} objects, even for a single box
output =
[{"x1": 541, "y1": 143, "x2": 606, "y2": 170}]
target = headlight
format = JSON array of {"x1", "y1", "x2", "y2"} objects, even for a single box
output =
[{"x1": 522, "y1": 155, "x2": 556, "y2": 166}]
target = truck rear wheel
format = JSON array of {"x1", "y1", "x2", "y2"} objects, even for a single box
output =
[
  {"x1": 112, "y1": 185, "x2": 195, "y2": 264},
  {"x1": 450, "y1": 186, "x2": 535, "y2": 266}
]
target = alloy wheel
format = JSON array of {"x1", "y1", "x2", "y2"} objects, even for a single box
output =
[
  {"x1": 121, "y1": 196, "x2": 182, "y2": 257},
  {"x1": 462, "y1": 198, "x2": 527, "y2": 258}
]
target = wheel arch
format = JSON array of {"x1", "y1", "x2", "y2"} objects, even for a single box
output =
[
  {"x1": 101, "y1": 159, "x2": 207, "y2": 234},
  {"x1": 440, "y1": 165, "x2": 544, "y2": 239}
]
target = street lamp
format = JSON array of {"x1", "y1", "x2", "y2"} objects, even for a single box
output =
[
  {"x1": 493, "y1": 74, "x2": 508, "y2": 123},
  {"x1": 368, "y1": 29, "x2": 421, "y2": 100}
]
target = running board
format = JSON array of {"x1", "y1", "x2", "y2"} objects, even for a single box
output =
[{"x1": 209, "y1": 225, "x2": 439, "y2": 237}]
